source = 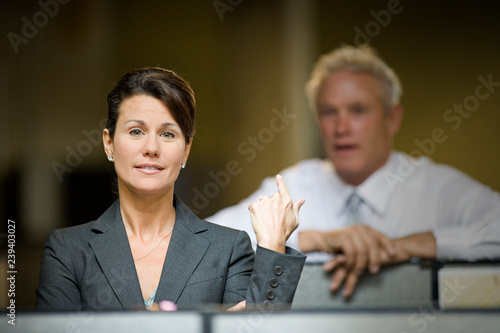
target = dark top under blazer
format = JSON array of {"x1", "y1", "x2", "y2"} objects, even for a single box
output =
[{"x1": 36, "y1": 195, "x2": 306, "y2": 311}]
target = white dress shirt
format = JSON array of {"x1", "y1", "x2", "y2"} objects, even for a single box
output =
[{"x1": 206, "y1": 151, "x2": 500, "y2": 262}]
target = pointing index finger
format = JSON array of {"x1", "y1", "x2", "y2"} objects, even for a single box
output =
[{"x1": 276, "y1": 174, "x2": 291, "y2": 198}]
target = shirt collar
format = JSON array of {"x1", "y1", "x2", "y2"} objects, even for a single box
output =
[{"x1": 329, "y1": 152, "x2": 401, "y2": 218}]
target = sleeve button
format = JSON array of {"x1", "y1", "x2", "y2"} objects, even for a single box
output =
[
  {"x1": 274, "y1": 266, "x2": 283, "y2": 276},
  {"x1": 263, "y1": 300, "x2": 272, "y2": 311},
  {"x1": 270, "y1": 278, "x2": 279, "y2": 288},
  {"x1": 266, "y1": 290, "x2": 275, "y2": 300}
]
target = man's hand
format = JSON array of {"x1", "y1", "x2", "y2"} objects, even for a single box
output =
[
  {"x1": 323, "y1": 258, "x2": 359, "y2": 298},
  {"x1": 300, "y1": 225, "x2": 396, "y2": 275},
  {"x1": 248, "y1": 175, "x2": 305, "y2": 254},
  {"x1": 321, "y1": 231, "x2": 437, "y2": 297}
]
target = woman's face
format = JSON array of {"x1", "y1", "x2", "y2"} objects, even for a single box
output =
[{"x1": 103, "y1": 94, "x2": 191, "y2": 198}]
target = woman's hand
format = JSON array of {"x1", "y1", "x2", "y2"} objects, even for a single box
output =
[
  {"x1": 248, "y1": 175, "x2": 305, "y2": 253},
  {"x1": 226, "y1": 300, "x2": 246, "y2": 312}
]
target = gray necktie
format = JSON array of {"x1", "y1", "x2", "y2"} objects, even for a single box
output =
[{"x1": 346, "y1": 192, "x2": 364, "y2": 225}]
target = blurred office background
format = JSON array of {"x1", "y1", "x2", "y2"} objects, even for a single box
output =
[{"x1": 1, "y1": 0, "x2": 499, "y2": 309}]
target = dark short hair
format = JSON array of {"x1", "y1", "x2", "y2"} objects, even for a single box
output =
[{"x1": 106, "y1": 67, "x2": 196, "y2": 144}]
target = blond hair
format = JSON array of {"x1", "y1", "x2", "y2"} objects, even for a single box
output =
[{"x1": 305, "y1": 45, "x2": 402, "y2": 113}]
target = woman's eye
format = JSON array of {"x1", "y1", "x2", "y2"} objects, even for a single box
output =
[
  {"x1": 130, "y1": 129, "x2": 143, "y2": 136},
  {"x1": 161, "y1": 132, "x2": 175, "y2": 139}
]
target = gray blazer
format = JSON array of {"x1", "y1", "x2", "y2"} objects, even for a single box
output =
[{"x1": 36, "y1": 196, "x2": 305, "y2": 311}]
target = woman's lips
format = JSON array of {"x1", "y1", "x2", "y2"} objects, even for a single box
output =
[{"x1": 135, "y1": 164, "x2": 164, "y2": 174}]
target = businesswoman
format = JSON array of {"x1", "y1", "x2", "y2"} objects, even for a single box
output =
[{"x1": 36, "y1": 67, "x2": 306, "y2": 311}]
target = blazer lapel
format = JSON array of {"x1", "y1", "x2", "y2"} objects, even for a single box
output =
[
  {"x1": 155, "y1": 196, "x2": 210, "y2": 304},
  {"x1": 88, "y1": 200, "x2": 144, "y2": 310}
]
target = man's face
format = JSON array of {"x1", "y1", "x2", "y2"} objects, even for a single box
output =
[{"x1": 316, "y1": 70, "x2": 402, "y2": 185}]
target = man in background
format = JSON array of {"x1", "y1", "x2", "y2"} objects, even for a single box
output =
[{"x1": 207, "y1": 45, "x2": 500, "y2": 297}]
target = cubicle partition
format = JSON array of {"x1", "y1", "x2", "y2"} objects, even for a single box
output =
[
  {"x1": 293, "y1": 261, "x2": 500, "y2": 310},
  {"x1": 293, "y1": 262, "x2": 434, "y2": 309}
]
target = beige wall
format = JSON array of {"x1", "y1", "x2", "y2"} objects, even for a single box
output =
[{"x1": 1, "y1": 0, "x2": 499, "y2": 309}]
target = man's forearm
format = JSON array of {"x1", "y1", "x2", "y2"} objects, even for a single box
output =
[
  {"x1": 298, "y1": 230, "x2": 338, "y2": 253},
  {"x1": 384, "y1": 231, "x2": 437, "y2": 264},
  {"x1": 298, "y1": 230, "x2": 322, "y2": 253},
  {"x1": 299, "y1": 229, "x2": 436, "y2": 265}
]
